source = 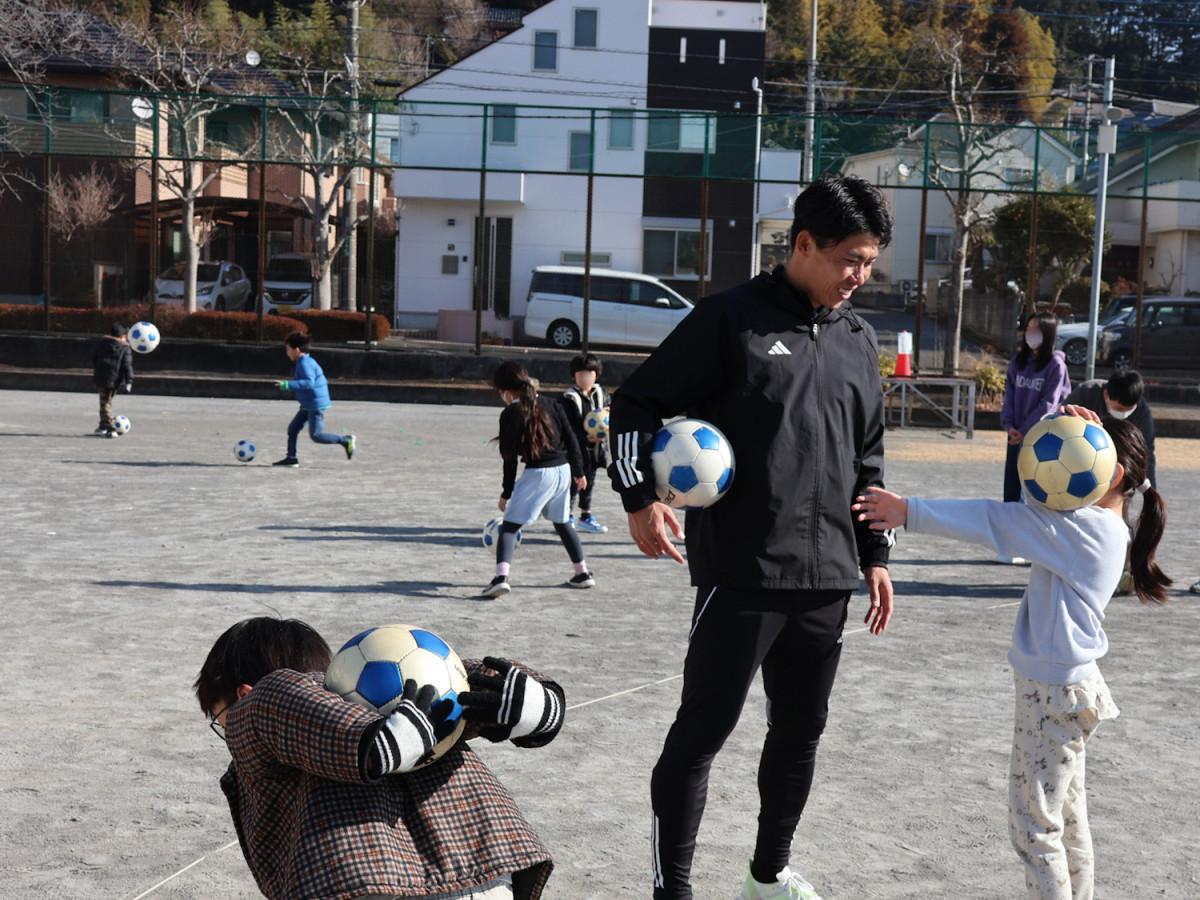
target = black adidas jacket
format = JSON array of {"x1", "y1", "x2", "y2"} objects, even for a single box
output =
[{"x1": 607, "y1": 266, "x2": 892, "y2": 590}]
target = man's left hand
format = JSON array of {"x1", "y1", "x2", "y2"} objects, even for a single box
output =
[{"x1": 863, "y1": 566, "x2": 893, "y2": 636}]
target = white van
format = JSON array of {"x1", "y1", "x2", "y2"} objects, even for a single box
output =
[
  {"x1": 523, "y1": 266, "x2": 694, "y2": 349},
  {"x1": 262, "y1": 253, "x2": 315, "y2": 314}
]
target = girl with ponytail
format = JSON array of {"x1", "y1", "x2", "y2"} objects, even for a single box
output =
[
  {"x1": 851, "y1": 407, "x2": 1169, "y2": 899},
  {"x1": 485, "y1": 361, "x2": 593, "y2": 598}
]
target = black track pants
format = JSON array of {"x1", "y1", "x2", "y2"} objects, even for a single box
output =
[{"x1": 649, "y1": 586, "x2": 850, "y2": 899}]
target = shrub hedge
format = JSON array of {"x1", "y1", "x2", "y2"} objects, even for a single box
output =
[
  {"x1": 176, "y1": 311, "x2": 305, "y2": 342},
  {"x1": 281, "y1": 309, "x2": 390, "y2": 343}
]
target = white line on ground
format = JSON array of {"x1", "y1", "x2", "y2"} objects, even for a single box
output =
[
  {"x1": 986, "y1": 601, "x2": 1022, "y2": 610},
  {"x1": 125, "y1": 839, "x2": 239, "y2": 900}
]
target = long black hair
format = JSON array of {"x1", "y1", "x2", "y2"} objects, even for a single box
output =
[
  {"x1": 1104, "y1": 417, "x2": 1171, "y2": 605},
  {"x1": 1015, "y1": 312, "x2": 1058, "y2": 370},
  {"x1": 493, "y1": 360, "x2": 555, "y2": 460}
]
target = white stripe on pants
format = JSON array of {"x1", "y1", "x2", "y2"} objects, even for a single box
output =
[{"x1": 1009, "y1": 672, "x2": 1118, "y2": 900}]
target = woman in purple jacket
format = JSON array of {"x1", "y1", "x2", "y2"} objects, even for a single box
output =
[{"x1": 1001, "y1": 312, "x2": 1072, "y2": 503}]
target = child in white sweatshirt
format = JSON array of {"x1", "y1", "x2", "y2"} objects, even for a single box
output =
[{"x1": 853, "y1": 410, "x2": 1170, "y2": 900}]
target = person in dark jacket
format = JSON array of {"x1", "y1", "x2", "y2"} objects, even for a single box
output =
[
  {"x1": 1065, "y1": 369, "x2": 1156, "y2": 488},
  {"x1": 560, "y1": 352, "x2": 610, "y2": 533},
  {"x1": 608, "y1": 174, "x2": 896, "y2": 900},
  {"x1": 195, "y1": 616, "x2": 565, "y2": 900},
  {"x1": 91, "y1": 321, "x2": 134, "y2": 437},
  {"x1": 483, "y1": 361, "x2": 591, "y2": 599}
]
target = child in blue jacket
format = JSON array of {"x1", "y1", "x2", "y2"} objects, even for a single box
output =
[{"x1": 272, "y1": 331, "x2": 355, "y2": 467}]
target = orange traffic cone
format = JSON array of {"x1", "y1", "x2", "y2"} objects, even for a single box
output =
[{"x1": 894, "y1": 330, "x2": 913, "y2": 377}]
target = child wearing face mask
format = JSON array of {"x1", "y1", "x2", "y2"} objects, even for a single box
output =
[
  {"x1": 1065, "y1": 369, "x2": 1156, "y2": 489},
  {"x1": 1001, "y1": 313, "x2": 1072, "y2": 508}
]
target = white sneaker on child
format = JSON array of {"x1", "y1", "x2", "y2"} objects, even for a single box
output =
[{"x1": 734, "y1": 864, "x2": 824, "y2": 900}]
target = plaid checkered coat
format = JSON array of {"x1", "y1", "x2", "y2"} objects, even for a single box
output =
[{"x1": 220, "y1": 665, "x2": 555, "y2": 899}]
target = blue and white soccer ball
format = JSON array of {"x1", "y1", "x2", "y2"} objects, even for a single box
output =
[
  {"x1": 325, "y1": 624, "x2": 469, "y2": 767},
  {"x1": 583, "y1": 406, "x2": 610, "y2": 442},
  {"x1": 482, "y1": 516, "x2": 522, "y2": 550},
  {"x1": 128, "y1": 321, "x2": 160, "y2": 354},
  {"x1": 650, "y1": 418, "x2": 735, "y2": 510},
  {"x1": 1017, "y1": 414, "x2": 1117, "y2": 511},
  {"x1": 234, "y1": 439, "x2": 256, "y2": 463},
  {"x1": 112, "y1": 415, "x2": 131, "y2": 435}
]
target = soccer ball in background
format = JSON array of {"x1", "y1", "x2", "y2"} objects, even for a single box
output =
[
  {"x1": 325, "y1": 624, "x2": 469, "y2": 768},
  {"x1": 482, "y1": 516, "x2": 522, "y2": 550},
  {"x1": 128, "y1": 321, "x2": 160, "y2": 354},
  {"x1": 234, "y1": 439, "x2": 256, "y2": 463},
  {"x1": 112, "y1": 415, "x2": 131, "y2": 435},
  {"x1": 650, "y1": 418, "x2": 735, "y2": 510},
  {"x1": 583, "y1": 407, "x2": 610, "y2": 443},
  {"x1": 1018, "y1": 414, "x2": 1117, "y2": 511}
]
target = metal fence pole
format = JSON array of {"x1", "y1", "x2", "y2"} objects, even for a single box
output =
[
  {"x1": 1024, "y1": 128, "x2": 1041, "y2": 318},
  {"x1": 582, "y1": 108, "x2": 595, "y2": 352},
  {"x1": 697, "y1": 114, "x2": 711, "y2": 299},
  {"x1": 149, "y1": 94, "x2": 160, "y2": 322},
  {"x1": 364, "y1": 100, "x2": 377, "y2": 349},
  {"x1": 1134, "y1": 133, "x2": 1151, "y2": 368},
  {"x1": 474, "y1": 105, "x2": 489, "y2": 356},
  {"x1": 256, "y1": 101, "x2": 268, "y2": 344},
  {"x1": 41, "y1": 89, "x2": 52, "y2": 334},
  {"x1": 913, "y1": 125, "x2": 931, "y2": 371}
]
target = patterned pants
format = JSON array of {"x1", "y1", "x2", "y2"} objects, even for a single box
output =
[
  {"x1": 1009, "y1": 671, "x2": 1119, "y2": 900},
  {"x1": 98, "y1": 388, "x2": 116, "y2": 428},
  {"x1": 361, "y1": 879, "x2": 512, "y2": 899}
]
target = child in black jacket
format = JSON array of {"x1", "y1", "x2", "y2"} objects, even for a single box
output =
[
  {"x1": 560, "y1": 353, "x2": 609, "y2": 533},
  {"x1": 92, "y1": 322, "x2": 134, "y2": 437}
]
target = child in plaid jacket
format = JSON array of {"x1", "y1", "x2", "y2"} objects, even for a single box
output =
[{"x1": 195, "y1": 617, "x2": 565, "y2": 900}]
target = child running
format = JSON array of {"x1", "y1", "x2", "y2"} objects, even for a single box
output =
[
  {"x1": 853, "y1": 411, "x2": 1169, "y2": 900},
  {"x1": 560, "y1": 352, "x2": 609, "y2": 533},
  {"x1": 272, "y1": 331, "x2": 355, "y2": 467},
  {"x1": 484, "y1": 360, "x2": 593, "y2": 599}
]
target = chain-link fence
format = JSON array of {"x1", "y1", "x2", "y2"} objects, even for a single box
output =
[{"x1": 3, "y1": 84, "x2": 1198, "y2": 373}]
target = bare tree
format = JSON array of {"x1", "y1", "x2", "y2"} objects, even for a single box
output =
[
  {"x1": 94, "y1": 4, "x2": 257, "y2": 312},
  {"x1": 0, "y1": 1, "x2": 92, "y2": 198},
  {"x1": 47, "y1": 162, "x2": 122, "y2": 243}
]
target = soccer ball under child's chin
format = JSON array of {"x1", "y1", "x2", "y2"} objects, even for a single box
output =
[
  {"x1": 583, "y1": 407, "x2": 610, "y2": 442},
  {"x1": 651, "y1": 418, "x2": 735, "y2": 510},
  {"x1": 325, "y1": 624, "x2": 469, "y2": 768},
  {"x1": 482, "y1": 516, "x2": 523, "y2": 549},
  {"x1": 113, "y1": 415, "x2": 131, "y2": 435},
  {"x1": 128, "y1": 321, "x2": 160, "y2": 354},
  {"x1": 1017, "y1": 414, "x2": 1117, "y2": 511},
  {"x1": 234, "y1": 439, "x2": 256, "y2": 463}
]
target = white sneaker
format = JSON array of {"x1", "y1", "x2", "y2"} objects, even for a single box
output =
[
  {"x1": 996, "y1": 554, "x2": 1028, "y2": 565},
  {"x1": 735, "y1": 864, "x2": 824, "y2": 900}
]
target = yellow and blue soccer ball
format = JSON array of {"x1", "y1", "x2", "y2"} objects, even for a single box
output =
[
  {"x1": 482, "y1": 516, "x2": 522, "y2": 549},
  {"x1": 128, "y1": 321, "x2": 160, "y2": 354},
  {"x1": 113, "y1": 415, "x2": 131, "y2": 435},
  {"x1": 650, "y1": 418, "x2": 735, "y2": 510},
  {"x1": 583, "y1": 407, "x2": 610, "y2": 442},
  {"x1": 325, "y1": 624, "x2": 469, "y2": 767},
  {"x1": 234, "y1": 439, "x2": 256, "y2": 462},
  {"x1": 1017, "y1": 414, "x2": 1117, "y2": 511}
]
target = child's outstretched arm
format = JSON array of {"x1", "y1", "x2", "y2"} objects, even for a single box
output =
[{"x1": 458, "y1": 657, "x2": 565, "y2": 749}]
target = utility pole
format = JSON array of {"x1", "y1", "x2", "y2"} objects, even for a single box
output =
[
  {"x1": 342, "y1": 0, "x2": 365, "y2": 312},
  {"x1": 802, "y1": 0, "x2": 818, "y2": 183},
  {"x1": 1081, "y1": 55, "x2": 1096, "y2": 175},
  {"x1": 1085, "y1": 57, "x2": 1116, "y2": 382}
]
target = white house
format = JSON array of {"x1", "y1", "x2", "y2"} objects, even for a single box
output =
[{"x1": 388, "y1": 0, "x2": 767, "y2": 334}]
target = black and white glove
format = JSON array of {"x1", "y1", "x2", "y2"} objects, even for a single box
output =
[
  {"x1": 371, "y1": 679, "x2": 457, "y2": 775},
  {"x1": 459, "y1": 657, "x2": 564, "y2": 744}
]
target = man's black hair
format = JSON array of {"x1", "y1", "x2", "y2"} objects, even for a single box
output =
[
  {"x1": 790, "y1": 173, "x2": 894, "y2": 250},
  {"x1": 194, "y1": 617, "x2": 331, "y2": 715},
  {"x1": 285, "y1": 331, "x2": 311, "y2": 351},
  {"x1": 110, "y1": 321, "x2": 127, "y2": 338},
  {"x1": 1107, "y1": 368, "x2": 1144, "y2": 407},
  {"x1": 569, "y1": 353, "x2": 602, "y2": 377}
]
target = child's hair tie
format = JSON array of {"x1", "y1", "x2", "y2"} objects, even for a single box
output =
[{"x1": 1136, "y1": 478, "x2": 1151, "y2": 494}]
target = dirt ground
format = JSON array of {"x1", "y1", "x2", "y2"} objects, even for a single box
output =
[{"x1": 1, "y1": 391, "x2": 1197, "y2": 899}]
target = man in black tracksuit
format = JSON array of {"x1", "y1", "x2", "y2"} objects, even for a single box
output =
[{"x1": 608, "y1": 174, "x2": 895, "y2": 900}]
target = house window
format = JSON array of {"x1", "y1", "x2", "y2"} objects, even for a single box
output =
[
  {"x1": 924, "y1": 232, "x2": 953, "y2": 263},
  {"x1": 574, "y1": 9, "x2": 597, "y2": 48},
  {"x1": 568, "y1": 131, "x2": 592, "y2": 172},
  {"x1": 389, "y1": 137, "x2": 401, "y2": 162},
  {"x1": 561, "y1": 250, "x2": 613, "y2": 267},
  {"x1": 356, "y1": 166, "x2": 367, "y2": 186},
  {"x1": 643, "y1": 228, "x2": 712, "y2": 278},
  {"x1": 491, "y1": 105, "x2": 517, "y2": 144},
  {"x1": 608, "y1": 108, "x2": 634, "y2": 149},
  {"x1": 533, "y1": 31, "x2": 558, "y2": 70},
  {"x1": 1003, "y1": 166, "x2": 1033, "y2": 186},
  {"x1": 441, "y1": 255, "x2": 460, "y2": 275},
  {"x1": 647, "y1": 112, "x2": 715, "y2": 153},
  {"x1": 27, "y1": 90, "x2": 108, "y2": 123}
]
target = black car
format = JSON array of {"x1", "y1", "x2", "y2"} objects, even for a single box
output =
[{"x1": 1100, "y1": 296, "x2": 1200, "y2": 369}]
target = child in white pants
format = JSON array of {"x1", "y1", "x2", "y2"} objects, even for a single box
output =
[{"x1": 854, "y1": 411, "x2": 1169, "y2": 899}]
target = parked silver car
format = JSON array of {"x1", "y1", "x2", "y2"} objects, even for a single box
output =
[{"x1": 155, "y1": 260, "x2": 253, "y2": 311}]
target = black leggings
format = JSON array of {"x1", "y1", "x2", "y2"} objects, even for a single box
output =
[
  {"x1": 650, "y1": 587, "x2": 850, "y2": 899},
  {"x1": 495, "y1": 520, "x2": 584, "y2": 565}
]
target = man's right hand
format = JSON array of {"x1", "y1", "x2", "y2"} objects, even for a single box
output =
[{"x1": 628, "y1": 502, "x2": 685, "y2": 564}]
